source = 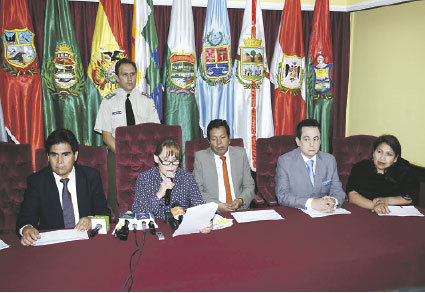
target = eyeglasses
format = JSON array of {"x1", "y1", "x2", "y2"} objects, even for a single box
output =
[{"x1": 158, "y1": 156, "x2": 180, "y2": 166}]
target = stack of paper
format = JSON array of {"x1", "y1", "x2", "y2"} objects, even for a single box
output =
[
  {"x1": 213, "y1": 214, "x2": 233, "y2": 230},
  {"x1": 379, "y1": 205, "x2": 424, "y2": 217},
  {"x1": 231, "y1": 209, "x2": 284, "y2": 223},
  {"x1": 0, "y1": 239, "x2": 9, "y2": 250},
  {"x1": 33, "y1": 229, "x2": 88, "y2": 246},
  {"x1": 300, "y1": 208, "x2": 351, "y2": 218}
]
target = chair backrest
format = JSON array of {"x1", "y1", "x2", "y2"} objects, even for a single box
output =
[
  {"x1": 185, "y1": 138, "x2": 244, "y2": 172},
  {"x1": 256, "y1": 135, "x2": 296, "y2": 206},
  {"x1": 34, "y1": 145, "x2": 108, "y2": 199},
  {"x1": 115, "y1": 123, "x2": 182, "y2": 213},
  {"x1": 332, "y1": 135, "x2": 377, "y2": 191},
  {"x1": 0, "y1": 143, "x2": 33, "y2": 231}
]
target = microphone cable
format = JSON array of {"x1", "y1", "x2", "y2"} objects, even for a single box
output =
[{"x1": 122, "y1": 223, "x2": 147, "y2": 292}]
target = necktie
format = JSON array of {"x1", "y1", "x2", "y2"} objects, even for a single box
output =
[
  {"x1": 125, "y1": 93, "x2": 135, "y2": 126},
  {"x1": 306, "y1": 160, "x2": 315, "y2": 186},
  {"x1": 60, "y1": 178, "x2": 75, "y2": 228},
  {"x1": 220, "y1": 156, "x2": 232, "y2": 204}
]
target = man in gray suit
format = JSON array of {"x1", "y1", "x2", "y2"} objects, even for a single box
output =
[
  {"x1": 275, "y1": 119, "x2": 345, "y2": 212},
  {"x1": 194, "y1": 119, "x2": 255, "y2": 213}
]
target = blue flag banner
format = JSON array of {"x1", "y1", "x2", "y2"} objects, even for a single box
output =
[{"x1": 195, "y1": 0, "x2": 234, "y2": 137}]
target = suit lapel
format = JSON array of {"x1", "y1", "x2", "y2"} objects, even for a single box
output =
[
  {"x1": 206, "y1": 148, "x2": 219, "y2": 197},
  {"x1": 45, "y1": 167, "x2": 65, "y2": 225},
  {"x1": 314, "y1": 152, "x2": 323, "y2": 188},
  {"x1": 228, "y1": 146, "x2": 237, "y2": 184},
  {"x1": 75, "y1": 164, "x2": 84, "y2": 216}
]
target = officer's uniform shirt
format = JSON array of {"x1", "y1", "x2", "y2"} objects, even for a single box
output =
[{"x1": 94, "y1": 87, "x2": 160, "y2": 138}]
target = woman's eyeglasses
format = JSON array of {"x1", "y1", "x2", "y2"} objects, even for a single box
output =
[{"x1": 158, "y1": 156, "x2": 180, "y2": 166}]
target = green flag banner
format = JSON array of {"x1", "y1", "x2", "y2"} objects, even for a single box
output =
[
  {"x1": 306, "y1": 0, "x2": 334, "y2": 152},
  {"x1": 41, "y1": 0, "x2": 87, "y2": 143},
  {"x1": 162, "y1": 0, "x2": 200, "y2": 166}
]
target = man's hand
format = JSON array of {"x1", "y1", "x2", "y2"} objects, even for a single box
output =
[
  {"x1": 311, "y1": 196, "x2": 336, "y2": 213},
  {"x1": 75, "y1": 217, "x2": 92, "y2": 231},
  {"x1": 218, "y1": 199, "x2": 243, "y2": 213},
  {"x1": 372, "y1": 198, "x2": 390, "y2": 214},
  {"x1": 21, "y1": 226, "x2": 40, "y2": 246}
]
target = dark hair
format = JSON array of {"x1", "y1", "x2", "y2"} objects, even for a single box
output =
[
  {"x1": 115, "y1": 58, "x2": 137, "y2": 76},
  {"x1": 154, "y1": 137, "x2": 182, "y2": 162},
  {"x1": 373, "y1": 135, "x2": 401, "y2": 158},
  {"x1": 207, "y1": 119, "x2": 230, "y2": 141},
  {"x1": 295, "y1": 119, "x2": 321, "y2": 139},
  {"x1": 45, "y1": 129, "x2": 79, "y2": 154}
]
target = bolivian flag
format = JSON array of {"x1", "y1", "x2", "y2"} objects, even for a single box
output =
[{"x1": 85, "y1": 0, "x2": 127, "y2": 146}]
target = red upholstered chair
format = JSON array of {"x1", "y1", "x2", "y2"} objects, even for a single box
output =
[
  {"x1": 115, "y1": 123, "x2": 182, "y2": 213},
  {"x1": 185, "y1": 138, "x2": 265, "y2": 207},
  {"x1": 256, "y1": 135, "x2": 297, "y2": 206},
  {"x1": 34, "y1": 148, "x2": 48, "y2": 171},
  {"x1": 34, "y1": 145, "x2": 108, "y2": 200},
  {"x1": 0, "y1": 143, "x2": 33, "y2": 231},
  {"x1": 332, "y1": 135, "x2": 377, "y2": 191}
]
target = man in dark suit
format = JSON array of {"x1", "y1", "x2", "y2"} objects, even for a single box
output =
[
  {"x1": 16, "y1": 129, "x2": 109, "y2": 246},
  {"x1": 275, "y1": 119, "x2": 346, "y2": 212},
  {"x1": 193, "y1": 119, "x2": 255, "y2": 213}
]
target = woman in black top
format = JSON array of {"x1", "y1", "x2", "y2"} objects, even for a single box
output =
[{"x1": 347, "y1": 135, "x2": 419, "y2": 214}]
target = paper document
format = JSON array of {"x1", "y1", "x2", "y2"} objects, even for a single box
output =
[
  {"x1": 379, "y1": 205, "x2": 424, "y2": 217},
  {"x1": 173, "y1": 202, "x2": 218, "y2": 237},
  {"x1": 212, "y1": 214, "x2": 233, "y2": 230},
  {"x1": 300, "y1": 208, "x2": 351, "y2": 218},
  {"x1": 33, "y1": 229, "x2": 88, "y2": 246},
  {"x1": 231, "y1": 209, "x2": 284, "y2": 223},
  {"x1": 0, "y1": 239, "x2": 9, "y2": 250}
]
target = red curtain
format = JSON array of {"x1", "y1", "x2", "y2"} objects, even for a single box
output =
[{"x1": 23, "y1": 0, "x2": 349, "y2": 139}]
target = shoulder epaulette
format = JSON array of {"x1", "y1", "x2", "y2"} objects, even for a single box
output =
[
  {"x1": 104, "y1": 92, "x2": 116, "y2": 100},
  {"x1": 141, "y1": 92, "x2": 152, "y2": 99}
]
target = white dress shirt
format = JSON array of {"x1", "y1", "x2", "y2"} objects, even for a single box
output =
[{"x1": 301, "y1": 153, "x2": 338, "y2": 211}]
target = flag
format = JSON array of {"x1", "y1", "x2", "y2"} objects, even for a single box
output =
[
  {"x1": 132, "y1": 0, "x2": 163, "y2": 121},
  {"x1": 0, "y1": 98, "x2": 7, "y2": 142},
  {"x1": 196, "y1": 0, "x2": 234, "y2": 137},
  {"x1": 233, "y1": 0, "x2": 274, "y2": 171},
  {"x1": 85, "y1": 0, "x2": 127, "y2": 146},
  {"x1": 306, "y1": 0, "x2": 334, "y2": 152},
  {"x1": 0, "y1": 0, "x2": 44, "y2": 168},
  {"x1": 162, "y1": 0, "x2": 200, "y2": 164},
  {"x1": 270, "y1": 0, "x2": 305, "y2": 135},
  {"x1": 41, "y1": 0, "x2": 87, "y2": 145}
]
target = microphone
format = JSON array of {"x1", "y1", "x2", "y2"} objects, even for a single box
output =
[
  {"x1": 171, "y1": 202, "x2": 185, "y2": 224},
  {"x1": 89, "y1": 224, "x2": 102, "y2": 238},
  {"x1": 117, "y1": 219, "x2": 130, "y2": 240},
  {"x1": 164, "y1": 171, "x2": 175, "y2": 206},
  {"x1": 164, "y1": 210, "x2": 178, "y2": 231},
  {"x1": 91, "y1": 215, "x2": 110, "y2": 234},
  {"x1": 148, "y1": 221, "x2": 156, "y2": 235}
]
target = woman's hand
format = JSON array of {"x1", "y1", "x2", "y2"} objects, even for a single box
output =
[
  {"x1": 200, "y1": 222, "x2": 213, "y2": 234},
  {"x1": 156, "y1": 177, "x2": 174, "y2": 199},
  {"x1": 372, "y1": 198, "x2": 390, "y2": 214}
]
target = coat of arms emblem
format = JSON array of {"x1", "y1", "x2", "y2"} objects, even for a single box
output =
[{"x1": 170, "y1": 52, "x2": 195, "y2": 89}]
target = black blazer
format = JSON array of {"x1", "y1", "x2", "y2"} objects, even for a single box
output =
[{"x1": 16, "y1": 164, "x2": 109, "y2": 234}]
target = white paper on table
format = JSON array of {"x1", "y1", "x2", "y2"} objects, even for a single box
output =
[
  {"x1": 33, "y1": 229, "x2": 89, "y2": 246},
  {"x1": 300, "y1": 208, "x2": 351, "y2": 218},
  {"x1": 231, "y1": 209, "x2": 284, "y2": 223},
  {"x1": 173, "y1": 202, "x2": 218, "y2": 237},
  {"x1": 212, "y1": 214, "x2": 233, "y2": 230},
  {"x1": 379, "y1": 205, "x2": 424, "y2": 217},
  {"x1": 0, "y1": 239, "x2": 10, "y2": 250}
]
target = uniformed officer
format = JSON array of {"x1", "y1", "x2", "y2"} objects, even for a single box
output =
[{"x1": 94, "y1": 58, "x2": 160, "y2": 219}]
